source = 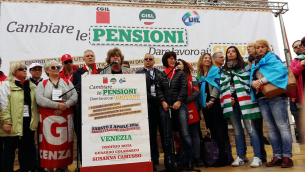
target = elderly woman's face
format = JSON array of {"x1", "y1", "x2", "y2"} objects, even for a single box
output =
[
  {"x1": 256, "y1": 43, "x2": 268, "y2": 56},
  {"x1": 167, "y1": 56, "x2": 176, "y2": 68},
  {"x1": 47, "y1": 63, "x2": 60, "y2": 76},
  {"x1": 15, "y1": 65, "x2": 27, "y2": 79},
  {"x1": 110, "y1": 54, "x2": 121, "y2": 65}
]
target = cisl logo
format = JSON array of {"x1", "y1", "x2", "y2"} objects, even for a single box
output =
[
  {"x1": 96, "y1": 7, "x2": 110, "y2": 24},
  {"x1": 89, "y1": 26, "x2": 187, "y2": 46},
  {"x1": 139, "y1": 9, "x2": 156, "y2": 25},
  {"x1": 182, "y1": 11, "x2": 200, "y2": 26}
]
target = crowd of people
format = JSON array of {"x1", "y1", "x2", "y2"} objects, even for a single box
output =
[{"x1": 0, "y1": 37, "x2": 304, "y2": 172}]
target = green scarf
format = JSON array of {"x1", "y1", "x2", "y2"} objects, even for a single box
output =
[
  {"x1": 295, "y1": 54, "x2": 305, "y2": 60},
  {"x1": 220, "y1": 63, "x2": 262, "y2": 120}
]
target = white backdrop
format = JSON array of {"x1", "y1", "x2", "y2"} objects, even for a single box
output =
[{"x1": 0, "y1": 1, "x2": 279, "y2": 75}]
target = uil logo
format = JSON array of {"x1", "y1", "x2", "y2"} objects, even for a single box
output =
[{"x1": 182, "y1": 11, "x2": 200, "y2": 26}]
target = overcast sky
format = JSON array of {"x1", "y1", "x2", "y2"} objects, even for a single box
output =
[{"x1": 274, "y1": 0, "x2": 304, "y2": 60}]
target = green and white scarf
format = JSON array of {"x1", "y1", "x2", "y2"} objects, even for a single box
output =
[
  {"x1": 295, "y1": 54, "x2": 305, "y2": 60},
  {"x1": 220, "y1": 63, "x2": 262, "y2": 120}
]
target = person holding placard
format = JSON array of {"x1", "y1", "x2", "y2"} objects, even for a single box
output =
[
  {"x1": 0, "y1": 62, "x2": 39, "y2": 172},
  {"x1": 35, "y1": 60, "x2": 78, "y2": 172}
]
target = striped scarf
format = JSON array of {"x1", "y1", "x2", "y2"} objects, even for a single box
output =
[{"x1": 220, "y1": 63, "x2": 262, "y2": 120}]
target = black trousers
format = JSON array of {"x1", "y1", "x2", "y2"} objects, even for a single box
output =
[
  {"x1": 203, "y1": 100, "x2": 231, "y2": 160},
  {"x1": 148, "y1": 104, "x2": 161, "y2": 163},
  {"x1": 0, "y1": 137, "x2": 3, "y2": 172},
  {"x1": 73, "y1": 105, "x2": 82, "y2": 164},
  {"x1": 2, "y1": 118, "x2": 36, "y2": 172},
  {"x1": 253, "y1": 117, "x2": 267, "y2": 159}
]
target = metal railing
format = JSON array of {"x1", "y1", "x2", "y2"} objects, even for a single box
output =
[{"x1": 42, "y1": 0, "x2": 288, "y2": 15}]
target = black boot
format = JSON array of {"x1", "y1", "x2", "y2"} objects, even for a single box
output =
[
  {"x1": 185, "y1": 161, "x2": 194, "y2": 171},
  {"x1": 194, "y1": 158, "x2": 204, "y2": 167},
  {"x1": 165, "y1": 155, "x2": 178, "y2": 172}
]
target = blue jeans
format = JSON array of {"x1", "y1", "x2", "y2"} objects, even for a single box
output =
[
  {"x1": 229, "y1": 106, "x2": 261, "y2": 159},
  {"x1": 257, "y1": 96, "x2": 292, "y2": 158},
  {"x1": 159, "y1": 104, "x2": 194, "y2": 165}
]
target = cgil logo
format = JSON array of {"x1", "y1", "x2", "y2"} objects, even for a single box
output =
[
  {"x1": 182, "y1": 11, "x2": 200, "y2": 26},
  {"x1": 103, "y1": 77, "x2": 108, "y2": 84},
  {"x1": 139, "y1": 9, "x2": 156, "y2": 25},
  {"x1": 96, "y1": 7, "x2": 110, "y2": 24},
  {"x1": 89, "y1": 26, "x2": 187, "y2": 46}
]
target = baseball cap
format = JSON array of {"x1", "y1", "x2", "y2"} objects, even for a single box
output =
[
  {"x1": 29, "y1": 63, "x2": 43, "y2": 70},
  {"x1": 61, "y1": 54, "x2": 72, "y2": 62}
]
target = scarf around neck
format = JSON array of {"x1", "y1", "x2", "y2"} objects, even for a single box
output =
[
  {"x1": 296, "y1": 54, "x2": 305, "y2": 60},
  {"x1": 15, "y1": 78, "x2": 32, "y2": 120},
  {"x1": 220, "y1": 63, "x2": 262, "y2": 120},
  {"x1": 164, "y1": 66, "x2": 176, "y2": 79},
  {"x1": 15, "y1": 76, "x2": 29, "y2": 84},
  {"x1": 83, "y1": 64, "x2": 98, "y2": 74},
  {"x1": 250, "y1": 52, "x2": 288, "y2": 101},
  {"x1": 196, "y1": 65, "x2": 220, "y2": 107}
]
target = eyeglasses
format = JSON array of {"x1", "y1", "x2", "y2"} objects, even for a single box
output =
[
  {"x1": 293, "y1": 44, "x2": 302, "y2": 49},
  {"x1": 17, "y1": 67, "x2": 27, "y2": 71},
  {"x1": 144, "y1": 58, "x2": 153, "y2": 61},
  {"x1": 50, "y1": 66, "x2": 61, "y2": 70},
  {"x1": 64, "y1": 60, "x2": 73, "y2": 64}
]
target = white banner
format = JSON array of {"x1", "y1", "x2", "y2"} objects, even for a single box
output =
[
  {"x1": 81, "y1": 74, "x2": 150, "y2": 167},
  {"x1": 0, "y1": 1, "x2": 279, "y2": 75}
]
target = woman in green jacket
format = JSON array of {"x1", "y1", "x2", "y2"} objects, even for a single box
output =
[{"x1": 0, "y1": 61, "x2": 39, "y2": 172}]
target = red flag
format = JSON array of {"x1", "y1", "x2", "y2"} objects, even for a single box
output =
[{"x1": 39, "y1": 107, "x2": 74, "y2": 168}]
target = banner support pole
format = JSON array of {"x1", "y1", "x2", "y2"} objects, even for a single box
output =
[{"x1": 278, "y1": 13, "x2": 297, "y2": 143}]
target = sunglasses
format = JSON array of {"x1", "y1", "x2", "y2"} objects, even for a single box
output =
[
  {"x1": 144, "y1": 58, "x2": 154, "y2": 61},
  {"x1": 64, "y1": 60, "x2": 72, "y2": 64},
  {"x1": 50, "y1": 66, "x2": 61, "y2": 70},
  {"x1": 293, "y1": 44, "x2": 302, "y2": 49},
  {"x1": 30, "y1": 69, "x2": 42, "y2": 72},
  {"x1": 17, "y1": 67, "x2": 27, "y2": 71}
]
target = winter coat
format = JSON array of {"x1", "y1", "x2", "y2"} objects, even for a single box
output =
[
  {"x1": 156, "y1": 69, "x2": 188, "y2": 106},
  {"x1": 0, "y1": 81, "x2": 39, "y2": 136},
  {"x1": 289, "y1": 58, "x2": 304, "y2": 105}
]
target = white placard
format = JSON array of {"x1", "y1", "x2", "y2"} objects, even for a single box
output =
[{"x1": 81, "y1": 74, "x2": 150, "y2": 167}]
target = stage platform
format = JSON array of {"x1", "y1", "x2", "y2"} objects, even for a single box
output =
[{"x1": 13, "y1": 143, "x2": 305, "y2": 171}]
